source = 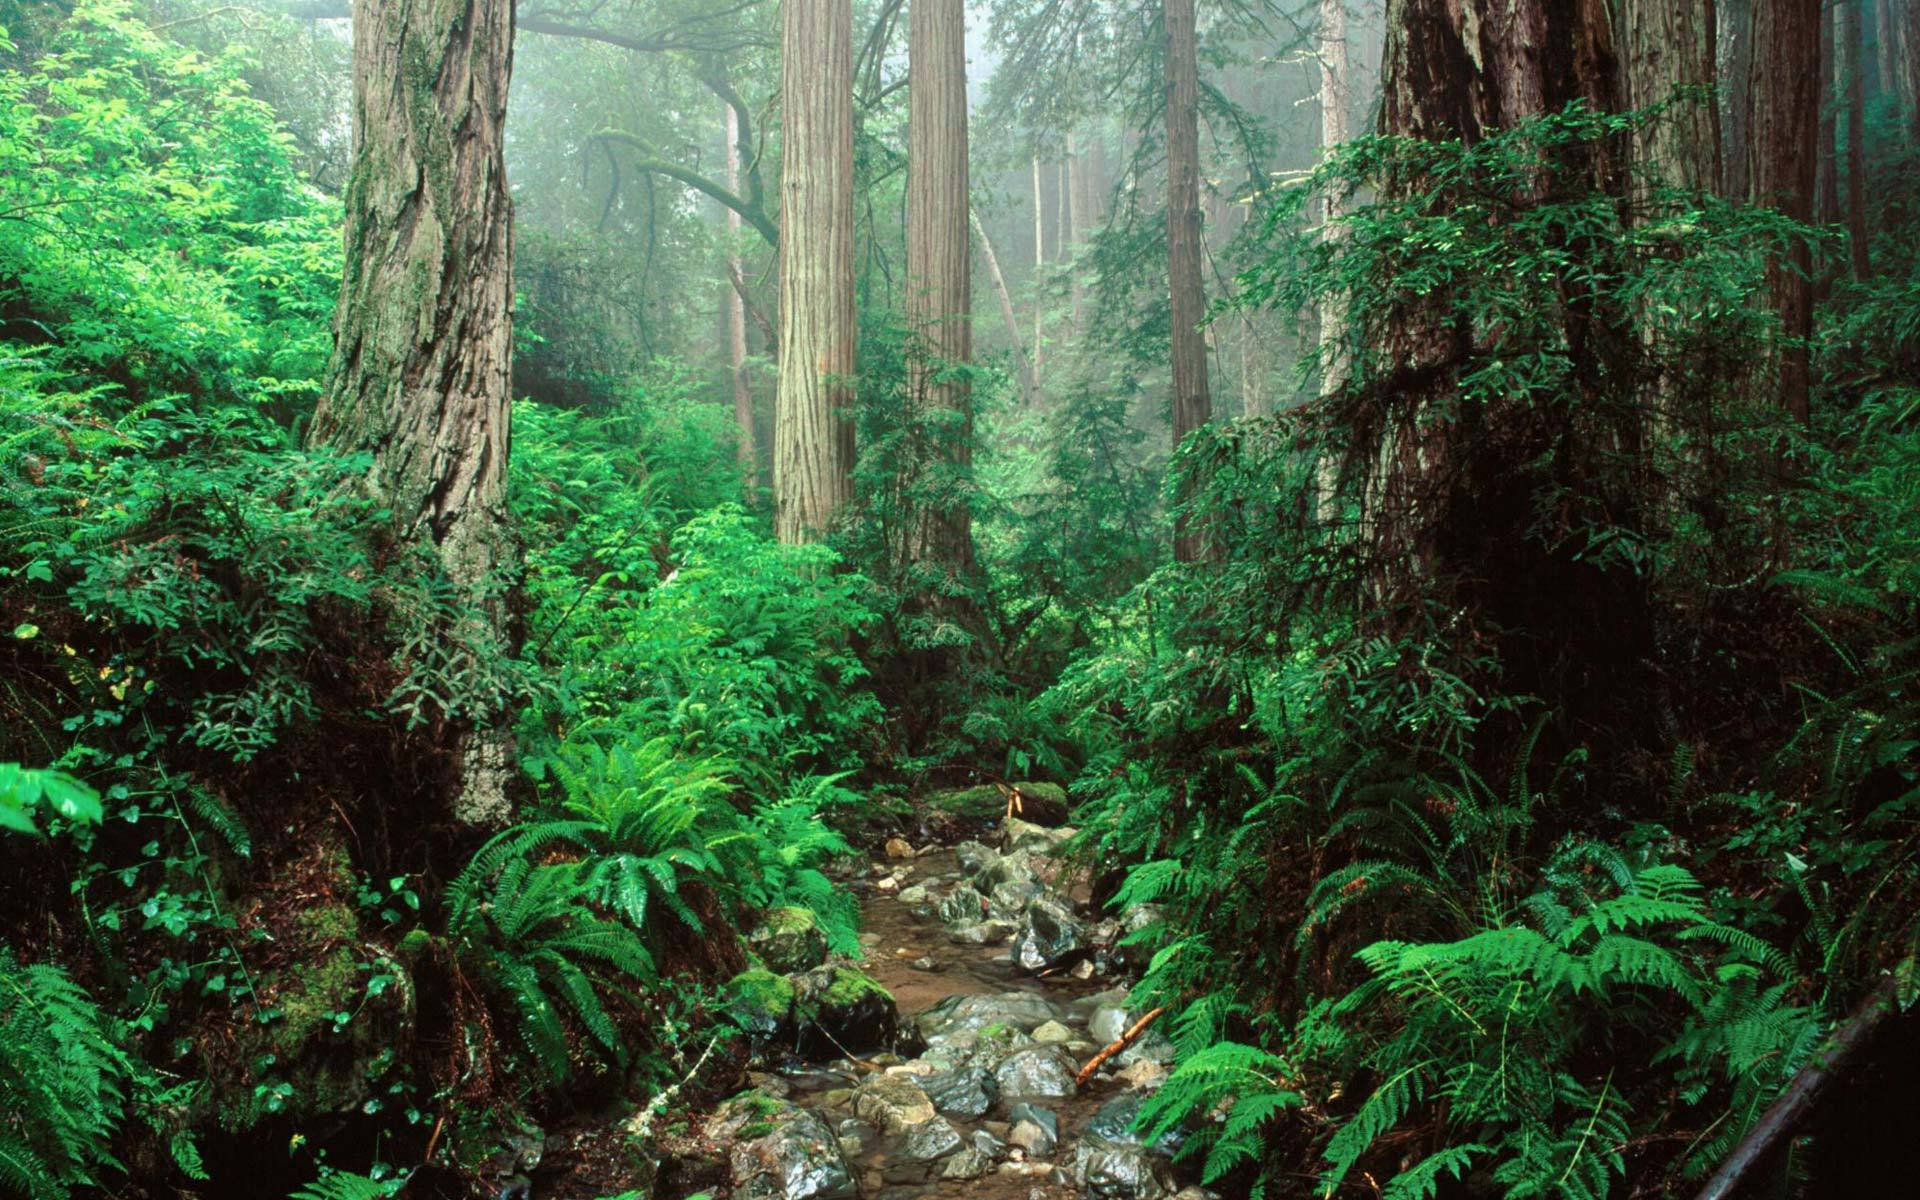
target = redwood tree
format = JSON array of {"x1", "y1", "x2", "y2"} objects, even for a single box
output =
[
  {"x1": 308, "y1": 0, "x2": 518, "y2": 825},
  {"x1": 1745, "y1": 0, "x2": 1822, "y2": 426},
  {"x1": 905, "y1": 0, "x2": 975, "y2": 570},
  {"x1": 1164, "y1": 0, "x2": 1212, "y2": 562},
  {"x1": 775, "y1": 0, "x2": 857, "y2": 543}
]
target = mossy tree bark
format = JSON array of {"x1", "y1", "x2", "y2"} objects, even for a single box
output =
[
  {"x1": 1621, "y1": 0, "x2": 1720, "y2": 191},
  {"x1": 774, "y1": 0, "x2": 857, "y2": 544},
  {"x1": 308, "y1": 0, "x2": 518, "y2": 826},
  {"x1": 1164, "y1": 0, "x2": 1212, "y2": 563}
]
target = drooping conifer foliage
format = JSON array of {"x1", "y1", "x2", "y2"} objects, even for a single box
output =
[{"x1": 2, "y1": 1, "x2": 1918, "y2": 1198}]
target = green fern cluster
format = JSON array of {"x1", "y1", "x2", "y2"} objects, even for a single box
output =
[{"x1": 0, "y1": 950, "x2": 130, "y2": 1200}]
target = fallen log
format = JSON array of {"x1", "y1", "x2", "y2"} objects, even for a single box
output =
[{"x1": 1692, "y1": 975, "x2": 1905, "y2": 1200}]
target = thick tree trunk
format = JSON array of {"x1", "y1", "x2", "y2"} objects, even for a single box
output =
[
  {"x1": 1906, "y1": 0, "x2": 1920, "y2": 140},
  {"x1": 1746, "y1": 0, "x2": 1821, "y2": 426},
  {"x1": 906, "y1": 0, "x2": 974, "y2": 569},
  {"x1": 971, "y1": 208, "x2": 1036, "y2": 404},
  {"x1": 1878, "y1": 0, "x2": 1899, "y2": 99},
  {"x1": 1819, "y1": 8, "x2": 1841, "y2": 229},
  {"x1": 1720, "y1": 0, "x2": 1754, "y2": 201},
  {"x1": 1314, "y1": 0, "x2": 1352, "y2": 518},
  {"x1": 1165, "y1": 0, "x2": 1212, "y2": 563},
  {"x1": 725, "y1": 103, "x2": 756, "y2": 493},
  {"x1": 775, "y1": 0, "x2": 857, "y2": 542},
  {"x1": 1621, "y1": 0, "x2": 1720, "y2": 191},
  {"x1": 1845, "y1": 1, "x2": 1871, "y2": 278},
  {"x1": 310, "y1": 0, "x2": 517, "y2": 826}
]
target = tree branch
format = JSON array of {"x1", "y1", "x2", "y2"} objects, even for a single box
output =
[{"x1": 589, "y1": 131, "x2": 778, "y2": 247}]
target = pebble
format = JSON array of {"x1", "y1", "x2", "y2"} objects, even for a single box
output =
[
  {"x1": 885, "y1": 837, "x2": 916, "y2": 859},
  {"x1": 1030, "y1": 1019, "x2": 1073, "y2": 1044},
  {"x1": 910, "y1": 956, "x2": 938, "y2": 971}
]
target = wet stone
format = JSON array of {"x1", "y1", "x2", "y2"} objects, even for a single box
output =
[
  {"x1": 921, "y1": 1064, "x2": 995, "y2": 1119},
  {"x1": 1086, "y1": 1093, "x2": 1184, "y2": 1156},
  {"x1": 937, "y1": 883, "x2": 986, "y2": 926},
  {"x1": 954, "y1": 841, "x2": 1000, "y2": 877},
  {"x1": 988, "y1": 877, "x2": 1047, "y2": 921},
  {"x1": 1012, "y1": 894, "x2": 1085, "y2": 973},
  {"x1": 897, "y1": 1117, "x2": 964, "y2": 1163},
  {"x1": 992, "y1": 1045, "x2": 1079, "y2": 1101},
  {"x1": 852, "y1": 1073, "x2": 936, "y2": 1134},
  {"x1": 938, "y1": 1147, "x2": 994, "y2": 1181},
  {"x1": 1073, "y1": 1135, "x2": 1174, "y2": 1200},
  {"x1": 728, "y1": 1106, "x2": 859, "y2": 1200},
  {"x1": 945, "y1": 919, "x2": 1016, "y2": 946},
  {"x1": 1007, "y1": 1117, "x2": 1056, "y2": 1157},
  {"x1": 1031, "y1": 1020, "x2": 1073, "y2": 1044},
  {"x1": 917, "y1": 992, "x2": 1067, "y2": 1039}
]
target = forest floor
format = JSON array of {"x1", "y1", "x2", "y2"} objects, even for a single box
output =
[{"x1": 674, "y1": 835, "x2": 1199, "y2": 1200}]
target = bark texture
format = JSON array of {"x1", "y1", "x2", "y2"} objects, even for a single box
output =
[
  {"x1": 1621, "y1": 0, "x2": 1720, "y2": 190},
  {"x1": 309, "y1": 0, "x2": 518, "y2": 826},
  {"x1": 905, "y1": 0, "x2": 974, "y2": 568},
  {"x1": 725, "y1": 103, "x2": 756, "y2": 492},
  {"x1": 775, "y1": 0, "x2": 857, "y2": 542},
  {"x1": 1164, "y1": 0, "x2": 1212, "y2": 562},
  {"x1": 1745, "y1": 0, "x2": 1821, "y2": 426},
  {"x1": 1720, "y1": 0, "x2": 1753, "y2": 200},
  {"x1": 1845, "y1": 1, "x2": 1871, "y2": 279}
]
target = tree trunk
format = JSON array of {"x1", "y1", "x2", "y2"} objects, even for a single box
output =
[
  {"x1": 1621, "y1": 0, "x2": 1720, "y2": 191},
  {"x1": 1819, "y1": 7, "x2": 1841, "y2": 229},
  {"x1": 972, "y1": 208, "x2": 1036, "y2": 404},
  {"x1": 1845, "y1": 1, "x2": 1871, "y2": 278},
  {"x1": 1720, "y1": 0, "x2": 1753, "y2": 200},
  {"x1": 906, "y1": 0, "x2": 974, "y2": 570},
  {"x1": 1746, "y1": 0, "x2": 1821, "y2": 426},
  {"x1": 725, "y1": 103, "x2": 756, "y2": 493},
  {"x1": 1165, "y1": 0, "x2": 1212, "y2": 563},
  {"x1": 1877, "y1": 0, "x2": 1899, "y2": 99},
  {"x1": 1314, "y1": 0, "x2": 1352, "y2": 519},
  {"x1": 1066, "y1": 132, "x2": 1086, "y2": 330},
  {"x1": 1031, "y1": 153, "x2": 1045, "y2": 387},
  {"x1": 775, "y1": 0, "x2": 857, "y2": 543},
  {"x1": 1906, "y1": 0, "x2": 1920, "y2": 141},
  {"x1": 309, "y1": 0, "x2": 517, "y2": 826}
]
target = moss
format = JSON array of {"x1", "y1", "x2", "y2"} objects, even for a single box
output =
[
  {"x1": 725, "y1": 968, "x2": 795, "y2": 1020},
  {"x1": 930, "y1": 781, "x2": 1066, "y2": 819},
  {"x1": 764, "y1": 905, "x2": 818, "y2": 936},
  {"x1": 819, "y1": 967, "x2": 890, "y2": 1009}
]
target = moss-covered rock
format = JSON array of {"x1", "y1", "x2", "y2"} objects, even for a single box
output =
[
  {"x1": 792, "y1": 966, "x2": 898, "y2": 1059},
  {"x1": 746, "y1": 905, "x2": 830, "y2": 974},
  {"x1": 929, "y1": 781, "x2": 1070, "y2": 832},
  {"x1": 724, "y1": 968, "x2": 796, "y2": 1043}
]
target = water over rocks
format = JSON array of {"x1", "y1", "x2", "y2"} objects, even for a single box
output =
[{"x1": 701, "y1": 813, "x2": 1195, "y2": 1200}]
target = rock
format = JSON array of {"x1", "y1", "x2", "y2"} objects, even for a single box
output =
[
  {"x1": 897, "y1": 884, "x2": 931, "y2": 906},
  {"x1": 1115, "y1": 1059, "x2": 1169, "y2": 1091},
  {"x1": 1088, "y1": 1005, "x2": 1174, "y2": 1066},
  {"x1": 1007, "y1": 1118, "x2": 1056, "y2": 1157},
  {"x1": 875, "y1": 876, "x2": 900, "y2": 895},
  {"x1": 1113, "y1": 903, "x2": 1167, "y2": 969},
  {"x1": 724, "y1": 968, "x2": 795, "y2": 1043},
  {"x1": 910, "y1": 956, "x2": 938, "y2": 972},
  {"x1": 793, "y1": 967, "x2": 899, "y2": 1059},
  {"x1": 938, "y1": 883, "x2": 987, "y2": 925},
  {"x1": 977, "y1": 848, "x2": 1042, "y2": 891},
  {"x1": 885, "y1": 837, "x2": 916, "y2": 859},
  {"x1": 1071, "y1": 959, "x2": 1096, "y2": 980},
  {"x1": 852, "y1": 1073, "x2": 936, "y2": 1134},
  {"x1": 897, "y1": 1117, "x2": 964, "y2": 1162},
  {"x1": 945, "y1": 920, "x2": 1016, "y2": 946},
  {"x1": 1086, "y1": 1094, "x2": 1185, "y2": 1156},
  {"x1": 992, "y1": 1046, "x2": 1079, "y2": 1101},
  {"x1": 727, "y1": 1105, "x2": 859, "y2": 1200},
  {"x1": 970, "y1": 1129, "x2": 1009, "y2": 1161},
  {"x1": 1002, "y1": 817, "x2": 1070, "y2": 853},
  {"x1": 988, "y1": 877, "x2": 1048, "y2": 921},
  {"x1": 858, "y1": 931, "x2": 883, "y2": 948},
  {"x1": 1012, "y1": 895, "x2": 1086, "y2": 973},
  {"x1": 1008, "y1": 1102, "x2": 1059, "y2": 1139},
  {"x1": 919, "y1": 1024, "x2": 1031, "y2": 1073},
  {"x1": 916, "y1": 992, "x2": 1067, "y2": 1040},
  {"x1": 1089, "y1": 1004, "x2": 1132, "y2": 1046},
  {"x1": 921, "y1": 1064, "x2": 996, "y2": 1119},
  {"x1": 954, "y1": 840, "x2": 1001, "y2": 877},
  {"x1": 747, "y1": 906, "x2": 831, "y2": 974},
  {"x1": 939, "y1": 1148, "x2": 994, "y2": 1180},
  {"x1": 748, "y1": 1070, "x2": 796, "y2": 1099},
  {"x1": 1030, "y1": 1020, "x2": 1073, "y2": 1044},
  {"x1": 1118, "y1": 1029, "x2": 1176, "y2": 1067},
  {"x1": 1073, "y1": 1135, "x2": 1174, "y2": 1200}
]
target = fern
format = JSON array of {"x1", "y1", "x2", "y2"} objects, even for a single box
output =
[
  {"x1": 288, "y1": 1170, "x2": 404, "y2": 1200},
  {"x1": 0, "y1": 951, "x2": 129, "y2": 1200},
  {"x1": 1135, "y1": 1039, "x2": 1302, "y2": 1188}
]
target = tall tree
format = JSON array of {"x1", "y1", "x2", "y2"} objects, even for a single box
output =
[
  {"x1": 1745, "y1": 0, "x2": 1822, "y2": 426},
  {"x1": 775, "y1": 0, "x2": 857, "y2": 542},
  {"x1": 1621, "y1": 0, "x2": 1720, "y2": 190},
  {"x1": 724, "y1": 103, "x2": 756, "y2": 493},
  {"x1": 1844, "y1": 0, "x2": 1871, "y2": 279},
  {"x1": 1721, "y1": 0, "x2": 1754, "y2": 201},
  {"x1": 1165, "y1": 0, "x2": 1212, "y2": 562},
  {"x1": 308, "y1": 0, "x2": 517, "y2": 825},
  {"x1": 905, "y1": 0, "x2": 974, "y2": 568}
]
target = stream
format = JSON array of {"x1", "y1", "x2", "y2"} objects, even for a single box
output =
[{"x1": 695, "y1": 824, "x2": 1203, "y2": 1200}]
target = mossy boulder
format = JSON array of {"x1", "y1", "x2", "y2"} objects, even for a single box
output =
[
  {"x1": 724, "y1": 968, "x2": 797, "y2": 1043},
  {"x1": 792, "y1": 966, "x2": 898, "y2": 1059},
  {"x1": 929, "y1": 781, "x2": 1070, "y2": 834},
  {"x1": 746, "y1": 905, "x2": 830, "y2": 974}
]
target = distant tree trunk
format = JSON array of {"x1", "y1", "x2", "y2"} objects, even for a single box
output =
[
  {"x1": 1746, "y1": 0, "x2": 1821, "y2": 427},
  {"x1": 972, "y1": 208, "x2": 1035, "y2": 404},
  {"x1": 1086, "y1": 128, "x2": 1109, "y2": 223},
  {"x1": 1621, "y1": 0, "x2": 1720, "y2": 190},
  {"x1": 1906, "y1": 0, "x2": 1920, "y2": 140},
  {"x1": 1031, "y1": 153, "x2": 1045, "y2": 387},
  {"x1": 775, "y1": 0, "x2": 857, "y2": 542},
  {"x1": 1819, "y1": 8, "x2": 1841, "y2": 229},
  {"x1": 905, "y1": 0, "x2": 974, "y2": 571},
  {"x1": 724, "y1": 103, "x2": 756, "y2": 493},
  {"x1": 1314, "y1": 0, "x2": 1352, "y2": 519},
  {"x1": 1066, "y1": 132, "x2": 1086, "y2": 329},
  {"x1": 1721, "y1": 0, "x2": 1754, "y2": 200},
  {"x1": 310, "y1": 0, "x2": 517, "y2": 826},
  {"x1": 1844, "y1": 0, "x2": 1871, "y2": 278},
  {"x1": 1165, "y1": 0, "x2": 1212, "y2": 562},
  {"x1": 1878, "y1": 0, "x2": 1900, "y2": 99}
]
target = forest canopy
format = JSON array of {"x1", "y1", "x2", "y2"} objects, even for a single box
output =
[{"x1": 2, "y1": 1, "x2": 1918, "y2": 1199}]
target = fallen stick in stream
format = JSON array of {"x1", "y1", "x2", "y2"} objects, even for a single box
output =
[
  {"x1": 1076, "y1": 1005, "x2": 1168, "y2": 1086},
  {"x1": 1691, "y1": 975, "x2": 1905, "y2": 1200}
]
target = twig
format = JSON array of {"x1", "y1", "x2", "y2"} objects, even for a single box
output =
[
  {"x1": 1076, "y1": 1005, "x2": 1168, "y2": 1085},
  {"x1": 627, "y1": 1034, "x2": 725, "y2": 1143}
]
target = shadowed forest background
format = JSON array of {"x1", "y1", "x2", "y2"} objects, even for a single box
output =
[{"x1": 3, "y1": 1, "x2": 1920, "y2": 1198}]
